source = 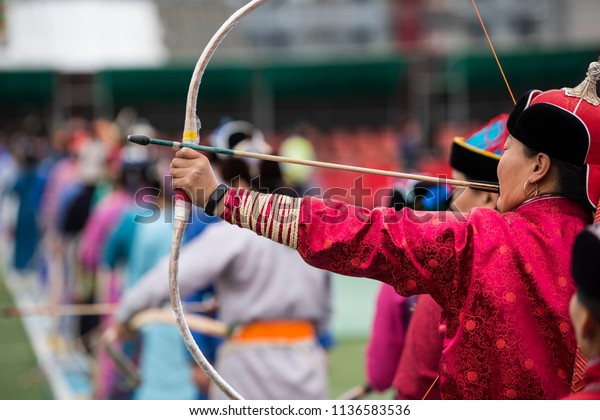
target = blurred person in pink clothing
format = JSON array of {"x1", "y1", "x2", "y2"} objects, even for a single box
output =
[
  {"x1": 365, "y1": 178, "x2": 450, "y2": 395},
  {"x1": 38, "y1": 120, "x2": 90, "y2": 309},
  {"x1": 77, "y1": 136, "x2": 157, "y2": 399}
]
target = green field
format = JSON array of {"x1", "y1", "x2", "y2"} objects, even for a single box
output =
[{"x1": 0, "y1": 275, "x2": 53, "y2": 399}]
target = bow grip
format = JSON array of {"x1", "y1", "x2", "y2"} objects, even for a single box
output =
[
  {"x1": 174, "y1": 130, "x2": 199, "y2": 220},
  {"x1": 176, "y1": 189, "x2": 192, "y2": 203}
]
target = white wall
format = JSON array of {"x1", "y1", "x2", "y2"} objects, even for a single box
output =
[{"x1": 0, "y1": 0, "x2": 168, "y2": 71}]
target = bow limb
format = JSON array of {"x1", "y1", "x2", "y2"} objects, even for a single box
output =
[
  {"x1": 170, "y1": 0, "x2": 271, "y2": 401},
  {"x1": 335, "y1": 384, "x2": 373, "y2": 400},
  {"x1": 101, "y1": 327, "x2": 141, "y2": 390}
]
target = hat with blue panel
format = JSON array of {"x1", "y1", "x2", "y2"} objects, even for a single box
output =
[{"x1": 450, "y1": 114, "x2": 509, "y2": 183}]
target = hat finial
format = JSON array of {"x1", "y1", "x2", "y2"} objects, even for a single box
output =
[{"x1": 562, "y1": 56, "x2": 600, "y2": 106}]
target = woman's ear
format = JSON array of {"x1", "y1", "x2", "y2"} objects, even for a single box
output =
[
  {"x1": 529, "y1": 152, "x2": 552, "y2": 184},
  {"x1": 580, "y1": 309, "x2": 598, "y2": 341}
]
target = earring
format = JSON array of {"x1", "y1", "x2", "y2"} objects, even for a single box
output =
[{"x1": 523, "y1": 180, "x2": 539, "y2": 198}]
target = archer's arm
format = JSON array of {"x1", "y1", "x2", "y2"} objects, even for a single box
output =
[
  {"x1": 116, "y1": 223, "x2": 244, "y2": 323},
  {"x1": 170, "y1": 147, "x2": 476, "y2": 309}
]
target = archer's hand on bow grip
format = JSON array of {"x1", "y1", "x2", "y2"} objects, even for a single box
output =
[{"x1": 171, "y1": 148, "x2": 220, "y2": 209}]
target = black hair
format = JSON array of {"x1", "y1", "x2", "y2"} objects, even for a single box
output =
[
  {"x1": 220, "y1": 158, "x2": 252, "y2": 186},
  {"x1": 255, "y1": 160, "x2": 283, "y2": 192},
  {"x1": 572, "y1": 228, "x2": 600, "y2": 323},
  {"x1": 229, "y1": 132, "x2": 251, "y2": 150}
]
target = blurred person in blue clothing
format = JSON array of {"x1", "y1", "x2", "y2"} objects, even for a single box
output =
[{"x1": 9, "y1": 135, "x2": 46, "y2": 272}]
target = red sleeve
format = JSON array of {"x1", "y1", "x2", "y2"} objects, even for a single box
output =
[
  {"x1": 223, "y1": 188, "x2": 501, "y2": 311},
  {"x1": 297, "y1": 195, "x2": 478, "y2": 309}
]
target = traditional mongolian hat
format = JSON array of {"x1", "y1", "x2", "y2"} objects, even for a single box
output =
[
  {"x1": 507, "y1": 57, "x2": 600, "y2": 208},
  {"x1": 450, "y1": 113, "x2": 509, "y2": 183}
]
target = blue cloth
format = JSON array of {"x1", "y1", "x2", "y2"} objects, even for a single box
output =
[
  {"x1": 136, "y1": 323, "x2": 197, "y2": 400},
  {"x1": 421, "y1": 184, "x2": 452, "y2": 212},
  {"x1": 183, "y1": 207, "x2": 222, "y2": 244},
  {"x1": 317, "y1": 330, "x2": 336, "y2": 351},
  {"x1": 104, "y1": 205, "x2": 172, "y2": 289},
  {"x1": 463, "y1": 115, "x2": 508, "y2": 158},
  {"x1": 103, "y1": 210, "x2": 138, "y2": 283},
  {"x1": 11, "y1": 168, "x2": 45, "y2": 270}
]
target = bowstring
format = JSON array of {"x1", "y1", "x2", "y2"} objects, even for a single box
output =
[{"x1": 471, "y1": 0, "x2": 517, "y2": 105}]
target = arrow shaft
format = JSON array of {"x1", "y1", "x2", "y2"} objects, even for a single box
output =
[{"x1": 152, "y1": 137, "x2": 499, "y2": 193}]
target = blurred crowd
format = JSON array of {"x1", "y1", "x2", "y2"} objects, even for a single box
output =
[
  {"x1": 0, "y1": 113, "x2": 339, "y2": 400},
  {"x1": 0, "y1": 109, "x2": 454, "y2": 400},
  {"x1": 1, "y1": 115, "x2": 181, "y2": 397}
]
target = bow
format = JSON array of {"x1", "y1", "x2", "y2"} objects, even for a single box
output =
[{"x1": 167, "y1": 0, "x2": 271, "y2": 400}]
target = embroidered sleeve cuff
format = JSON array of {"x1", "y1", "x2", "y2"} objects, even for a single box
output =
[{"x1": 222, "y1": 188, "x2": 301, "y2": 249}]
